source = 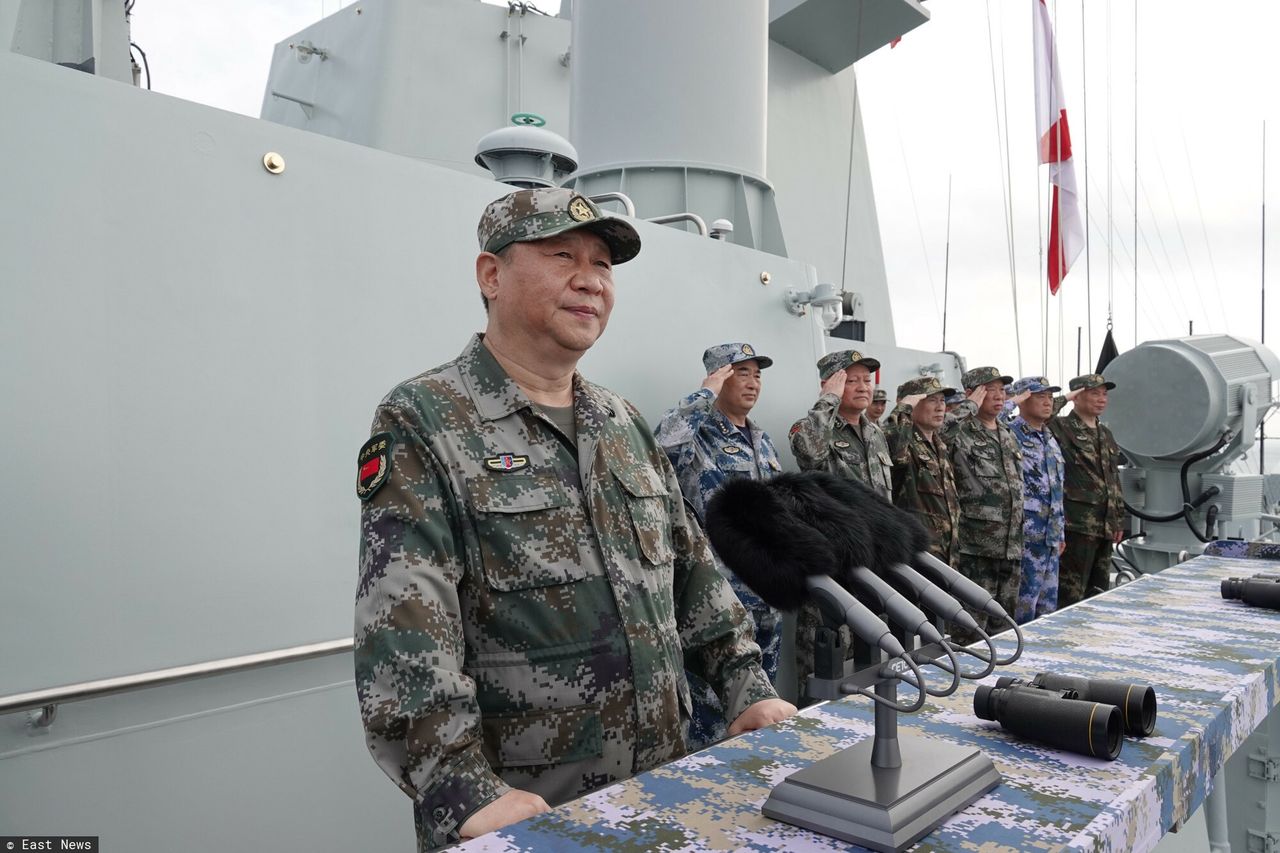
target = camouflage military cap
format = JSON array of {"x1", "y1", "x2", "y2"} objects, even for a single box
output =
[
  {"x1": 962, "y1": 365, "x2": 1014, "y2": 389},
  {"x1": 702, "y1": 342, "x2": 773, "y2": 373},
  {"x1": 1069, "y1": 373, "x2": 1117, "y2": 391},
  {"x1": 872, "y1": 388, "x2": 887, "y2": 402},
  {"x1": 1010, "y1": 375, "x2": 1062, "y2": 395},
  {"x1": 816, "y1": 349, "x2": 880, "y2": 380},
  {"x1": 897, "y1": 376, "x2": 955, "y2": 399},
  {"x1": 477, "y1": 187, "x2": 641, "y2": 264}
]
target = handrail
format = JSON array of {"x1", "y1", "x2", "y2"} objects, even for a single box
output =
[
  {"x1": 0, "y1": 638, "x2": 352, "y2": 721},
  {"x1": 587, "y1": 192, "x2": 636, "y2": 218},
  {"x1": 647, "y1": 212, "x2": 709, "y2": 237}
]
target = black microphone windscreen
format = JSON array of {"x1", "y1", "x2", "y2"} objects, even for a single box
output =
[{"x1": 704, "y1": 477, "x2": 839, "y2": 611}]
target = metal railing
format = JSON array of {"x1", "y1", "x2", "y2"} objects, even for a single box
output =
[
  {"x1": 646, "y1": 212, "x2": 709, "y2": 237},
  {"x1": 0, "y1": 638, "x2": 352, "y2": 726},
  {"x1": 587, "y1": 191, "x2": 636, "y2": 218}
]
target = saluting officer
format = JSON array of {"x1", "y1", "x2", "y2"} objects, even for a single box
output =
[
  {"x1": 946, "y1": 366, "x2": 1024, "y2": 641},
  {"x1": 1049, "y1": 373, "x2": 1126, "y2": 606},
  {"x1": 789, "y1": 350, "x2": 892, "y2": 698},
  {"x1": 654, "y1": 342, "x2": 784, "y2": 748},
  {"x1": 884, "y1": 376, "x2": 962, "y2": 563}
]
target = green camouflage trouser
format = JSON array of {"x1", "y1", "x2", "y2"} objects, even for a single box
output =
[
  {"x1": 1059, "y1": 533, "x2": 1112, "y2": 607},
  {"x1": 950, "y1": 554, "x2": 1021, "y2": 646}
]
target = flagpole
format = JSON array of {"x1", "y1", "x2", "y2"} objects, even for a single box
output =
[{"x1": 1262, "y1": 120, "x2": 1268, "y2": 475}]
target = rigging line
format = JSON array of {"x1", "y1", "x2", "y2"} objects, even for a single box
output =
[
  {"x1": 894, "y1": 120, "x2": 944, "y2": 328},
  {"x1": 1001, "y1": 0, "x2": 1028, "y2": 375},
  {"x1": 1180, "y1": 132, "x2": 1229, "y2": 332},
  {"x1": 985, "y1": 0, "x2": 1022, "y2": 374},
  {"x1": 942, "y1": 173, "x2": 953, "y2": 351},
  {"x1": 1150, "y1": 143, "x2": 1215, "y2": 330},
  {"x1": 1138, "y1": 176, "x2": 1204, "y2": 328},
  {"x1": 1081, "y1": 0, "x2": 1092, "y2": 361},
  {"x1": 838, "y1": 0, "x2": 866, "y2": 294},
  {"x1": 1084, "y1": 216, "x2": 1181, "y2": 337},
  {"x1": 1262, "y1": 120, "x2": 1267, "y2": 475}
]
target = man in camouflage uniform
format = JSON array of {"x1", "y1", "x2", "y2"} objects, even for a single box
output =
[
  {"x1": 654, "y1": 343, "x2": 784, "y2": 748},
  {"x1": 1049, "y1": 373, "x2": 1126, "y2": 606},
  {"x1": 946, "y1": 366, "x2": 1024, "y2": 641},
  {"x1": 868, "y1": 387, "x2": 888, "y2": 423},
  {"x1": 354, "y1": 188, "x2": 794, "y2": 849},
  {"x1": 1002, "y1": 376, "x2": 1066, "y2": 623},
  {"x1": 884, "y1": 376, "x2": 962, "y2": 563},
  {"x1": 944, "y1": 389, "x2": 967, "y2": 416},
  {"x1": 789, "y1": 350, "x2": 892, "y2": 699}
]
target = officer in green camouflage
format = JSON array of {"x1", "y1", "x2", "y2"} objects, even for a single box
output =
[
  {"x1": 789, "y1": 350, "x2": 893, "y2": 497},
  {"x1": 946, "y1": 366, "x2": 1024, "y2": 641},
  {"x1": 1049, "y1": 373, "x2": 1126, "y2": 606},
  {"x1": 868, "y1": 387, "x2": 888, "y2": 423},
  {"x1": 789, "y1": 350, "x2": 892, "y2": 699},
  {"x1": 884, "y1": 376, "x2": 962, "y2": 563},
  {"x1": 354, "y1": 188, "x2": 795, "y2": 849}
]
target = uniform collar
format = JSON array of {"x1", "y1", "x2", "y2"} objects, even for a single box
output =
[
  {"x1": 459, "y1": 333, "x2": 609, "y2": 424},
  {"x1": 1012, "y1": 416, "x2": 1047, "y2": 436}
]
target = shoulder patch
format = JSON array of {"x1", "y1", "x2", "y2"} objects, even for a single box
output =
[
  {"x1": 484, "y1": 453, "x2": 530, "y2": 473},
  {"x1": 357, "y1": 432, "x2": 394, "y2": 501},
  {"x1": 789, "y1": 422, "x2": 803, "y2": 437}
]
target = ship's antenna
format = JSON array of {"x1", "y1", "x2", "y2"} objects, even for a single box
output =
[
  {"x1": 942, "y1": 174, "x2": 952, "y2": 351},
  {"x1": 1262, "y1": 119, "x2": 1268, "y2": 475},
  {"x1": 1080, "y1": 0, "x2": 1092, "y2": 362},
  {"x1": 838, "y1": 1, "x2": 864, "y2": 294}
]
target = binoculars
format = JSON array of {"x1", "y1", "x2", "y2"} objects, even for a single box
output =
[
  {"x1": 1221, "y1": 574, "x2": 1280, "y2": 610},
  {"x1": 974, "y1": 672, "x2": 1157, "y2": 760}
]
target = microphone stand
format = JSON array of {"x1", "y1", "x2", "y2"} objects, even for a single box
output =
[{"x1": 764, "y1": 570, "x2": 1002, "y2": 853}]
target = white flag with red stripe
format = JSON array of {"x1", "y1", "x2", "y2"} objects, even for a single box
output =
[{"x1": 1034, "y1": 0, "x2": 1083, "y2": 295}]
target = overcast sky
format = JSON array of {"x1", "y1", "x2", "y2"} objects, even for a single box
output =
[{"x1": 130, "y1": 0, "x2": 1280, "y2": 381}]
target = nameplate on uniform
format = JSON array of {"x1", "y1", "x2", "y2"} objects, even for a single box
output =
[
  {"x1": 357, "y1": 432, "x2": 394, "y2": 501},
  {"x1": 484, "y1": 453, "x2": 530, "y2": 473}
]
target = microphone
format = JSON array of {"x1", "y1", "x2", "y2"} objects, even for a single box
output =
[
  {"x1": 913, "y1": 550, "x2": 1008, "y2": 622},
  {"x1": 704, "y1": 474, "x2": 903, "y2": 657}
]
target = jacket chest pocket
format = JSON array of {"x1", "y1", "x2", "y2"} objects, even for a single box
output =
[
  {"x1": 611, "y1": 463, "x2": 675, "y2": 566},
  {"x1": 915, "y1": 451, "x2": 945, "y2": 495},
  {"x1": 968, "y1": 442, "x2": 1004, "y2": 479},
  {"x1": 467, "y1": 473, "x2": 590, "y2": 591}
]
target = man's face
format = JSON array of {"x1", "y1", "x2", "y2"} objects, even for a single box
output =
[
  {"x1": 1019, "y1": 389, "x2": 1055, "y2": 422},
  {"x1": 1076, "y1": 385, "x2": 1109, "y2": 416},
  {"x1": 978, "y1": 380, "x2": 1006, "y2": 419},
  {"x1": 718, "y1": 360, "x2": 763, "y2": 416},
  {"x1": 912, "y1": 392, "x2": 947, "y2": 431},
  {"x1": 480, "y1": 230, "x2": 615, "y2": 353},
  {"x1": 868, "y1": 400, "x2": 887, "y2": 420},
  {"x1": 842, "y1": 365, "x2": 874, "y2": 413}
]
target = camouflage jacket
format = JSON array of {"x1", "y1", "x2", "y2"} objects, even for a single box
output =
[
  {"x1": 789, "y1": 394, "x2": 892, "y2": 500},
  {"x1": 1007, "y1": 416, "x2": 1066, "y2": 550},
  {"x1": 1048, "y1": 400, "x2": 1126, "y2": 538},
  {"x1": 884, "y1": 404, "x2": 961, "y2": 562},
  {"x1": 945, "y1": 415, "x2": 1025, "y2": 559},
  {"x1": 653, "y1": 389, "x2": 783, "y2": 523},
  {"x1": 355, "y1": 335, "x2": 774, "y2": 849}
]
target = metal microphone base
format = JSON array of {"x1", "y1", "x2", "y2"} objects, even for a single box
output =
[{"x1": 761, "y1": 734, "x2": 1000, "y2": 853}]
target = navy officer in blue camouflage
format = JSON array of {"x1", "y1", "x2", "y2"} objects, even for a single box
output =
[{"x1": 655, "y1": 343, "x2": 785, "y2": 747}]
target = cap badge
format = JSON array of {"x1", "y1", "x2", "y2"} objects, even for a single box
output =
[
  {"x1": 741, "y1": 344, "x2": 755, "y2": 356},
  {"x1": 484, "y1": 453, "x2": 530, "y2": 473},
  {"x1": 568, "y1": 196, "x2": 594, "y2": 222},
  {"x1": 357, "y1": 432, "x2": 394, "y2": 501}
]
